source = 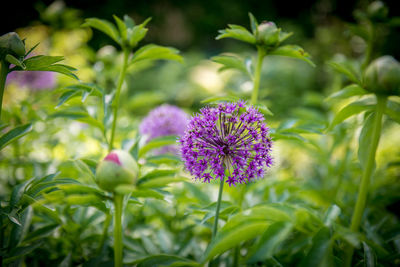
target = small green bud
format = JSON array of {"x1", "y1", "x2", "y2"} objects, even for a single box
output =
[
  {"x1": 364, "y1": 56, "x2": 400, "y2": 96},
  {"x1": 0, "y1": 32, "x2": 25, "y2": 60},
  {"x1": 257, "y1": 21, "x2": 280, "y2": 47},
  {"x1": 367, "y1": 1, "x2": 388, "y2": 22},
  {"x1": 96, "y1": 150, "x2": 139, "y2": 192}
]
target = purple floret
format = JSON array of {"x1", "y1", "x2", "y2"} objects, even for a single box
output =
[
  {"x1": 140, "y1": 104, "x2": 189, "y2": 154},
  {"x1": 179, "y1": 101, "x2": 273, "y2": 187}
]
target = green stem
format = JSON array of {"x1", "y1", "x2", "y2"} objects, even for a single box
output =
[
  {"x1": 212, "y1": 177, "x2": 225, "y2": 239},
  {"x1": 97, "y1": 213, "x2": 112, "y2": 255},
  {"x1": 250, "y1": 46, "x2": 266, "y2": 105},
  {"x1": 109, "y1": 50, "x2": 130, "y2": 152},
  {"x1": 344, "y1": 95, "x2": 387, "y2": 266},
  {"x1": 0, "y1": 60, "x2": 9, "y2": 120},
  {"x1": 209, "y1": 176, "x2": 225, "y2": 267},
  {"x1": 233, "y1": 246, "x2": 240, "y2": 267},
  {"x1": 113, "y1": 194, "x2": 124, "y2": 267}
]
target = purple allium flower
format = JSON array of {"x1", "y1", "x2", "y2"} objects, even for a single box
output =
[
  {"x1": 139, "y1": 104, "x2": 189, "y2": 154},
  {"x1": 7, "y1": 70, "x2": 56, "y2": 90},
  {"x1": 179, "y1": 101, "x2": 273, "y2": 187}
]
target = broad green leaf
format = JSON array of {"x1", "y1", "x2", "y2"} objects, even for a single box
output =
[
  {"x1": 328, "y1": 61, "x2": 360, "y2": 84},
  {"x1": 9, "y1": 178, "x2": 34, "y2": 208},
  {"x1": 247, "y1": 221, "x2": 293, "y2": 263},
  {"x1": 212, "y1": 54, "x2": 250, "y2": 77},
  {"x1": 129, "y1": 254, "x2": 200, "y2": 267},
  {"x1": 57, "y1": 184, "x2": 102, "y2": 196},
  {"x1": 329, "y1": 100, "x2": 374, "y2": 129},
  {"x1": 358, "y1": 112, "x2": 376, "y2": 169},
  {"x1": 73, "y1": 159, "x2": 96, "y2": 180},
  {"x1": 385, "y1": 100, "x2": 400, "y2": 124},
  {"x1": 114, "y1": 185, "x2": 164, "y2": 199},
  {"x1": 299, "y1": 227, "x2": 333, "y2": 267},
  {"x1": 6, "y1": 54, "x2": 25, "y2": 69},
  {"x1": 138, "y1": 135, "x2": 178, "y2": 157},
  {"x1": 0, "y1": 123, "x2": 32, "y2": 150},
  {"x1": 270, "y1": 132, "x2": 306, "y2": 142},
  {"x1": 216, "y1": 24, "x2": 256, "y2": 44},
  {"x1": 57, "y1": 83, "x2": 103, "y2": 107},
  {"x1": 83, "y1": 18, "x2": 120, "y2": 44},
  {"x1": 56, "y1": 90, "x2": 80, "y2": 107},
  {"x1": 26, "y1": 178, "x2": 78, "y2": 198},
  {"x1": 201, "y1": 95, "x2": 241, "y2": 104},
  {"x1": 203, "y1": 218, "x2": 269, "y2": 262},
  {"x1": 137, "y1": 169, "x2": 185, "y2": 188},
  {"x1": 269, "y1": 45, "x2": 315, "y2": 67},
  {"x1": 326, "y1": 84, "x2": 368, "y2": 101},
  {"x1": 131, "y1": 44, "x2": 183, "y2": 64}
]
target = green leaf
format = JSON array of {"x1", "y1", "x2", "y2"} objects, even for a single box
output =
[
  {"x1": 113, "y1": 15, "x2": 127, "y2": 41},
  {"x1": 248, "y1": 12, "x2": 259, "y2": 34},
  {"x1": 201, "y1": 95, "x2": 241, "y2": 104},
  {"x1": 323, "y1": 205, "x2": 341, "y2": 227},
  {"x1": 385, "y1": 100, "x2": 400, "y2": 124},
  {"x1": 328, "y1": 61, "x2": 360, "y2": 84},
  {"x1": 129, "y1": 254, "x2": 200, "y2": 267},
  {"x1": 247, "y1": 221, "x2": 293, "y2": 263},
  {"x1": 57, "y1": 83, "x2": 103, "y2": 107},
  {"x1": 254, "y1": 103, "x2": 273, "y2": 116},
  {"x1": 57, "y1": 184, "x2": 103, "y2": 196},
  {"x1": 137, "y1": 169, "x2": 185, "y2": 188},
  {"x1": 22, "y1": 55, "x2": 78, "y2": 80},
  {"x1": 299, "y1": 227, "x2": 333, "y2": 267},
  {"x1": 146, "y1": 154, "x2": 181, "y2": 165},
  {"x1": 3, "y1": 241, "x2": 43, "y2": 264},
  {"x1": 6, "y1": 54, "x2": 25, "y2": 69},
  {"x1": 211, "y1": 54, "x2": 250, "y2": 77},
  {"x1": 216, "y1": 24, "x2": 256, "y2": 44},
  {"x1": 0, "y1": 123, "x2": 32, "y2": 150},
  {"x1": 270, "y1": 132, "x2": 306, "y2": 142},
  {"x1": 203, "y1": 218, "x2": 269, "y2": 262},
  {"x1": 363, "y1": 241, "x2": 377, "y2": 267},
  {"x1": 114, "y1": 185, "x2": 165, "y2": 199},
  {"x1": 9, "y1": 207, "x2": 32, "y2": 249},
  {"x1": 23, "y1": 223, "x2": 59, "y2": 243},
  {"x1": 329, "y1": 100, "x2": 374, "y2": 129},
  {"x1": 128, "y1": 17, "x2": 151, "y2": 47},
  {"x1": 138, "y1": 135, "x2": 178, "y2": 157},
  {"x1": 326, "y1": 84, "x2": 368, "y2": 101},
  {"x1": 358, "y1": 112, "x2": 376, "y2": 169},
  {"x1": 131, "y1": 44, "x2": 183, "y2": 64},
  {"x1": 83, "y1": 18, "x2": 120, "y2": 44},
  {"x1": 269, "y1": 45, "x2": 315, "y2": 67}
]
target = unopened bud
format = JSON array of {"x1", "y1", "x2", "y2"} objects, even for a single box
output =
[
  {"x1": 257, "y1": 22, "x2": 279, "y2": 47},
  {"x1": 0, "y1": 32, "x2": 25, "y2": 60},
  {"x1": 96, "y1": 150, "x2": 139, "y2": 192},
  {"x1": 364, "y1": 56, "x2": 400, "y2": 96}
]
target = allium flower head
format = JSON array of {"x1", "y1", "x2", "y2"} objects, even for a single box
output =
[
  {"x1": 180, "y1": 101, "x2": 273, "y2": 187},
  {"x1": 139, "y1": 104, "x2": 189, "y2": 154}
]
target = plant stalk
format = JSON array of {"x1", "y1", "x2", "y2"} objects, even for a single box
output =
[
  {"x1": 113, "y1": 194, "x2": 124, "y2": 267},
  {"x1": 250, "y1": 46, "x2": 266, "y2": 105},
  {"x1": 109, "y1": 50, "x2": 130, "y2": 151},
  {"x1": 209, "y1": 176, "x2": 225, "y2": 267},
  {"x1": 0, "y1": 60, "x2": 9, "y2": 120},
  {"x1": 344, "y1": 95, "x2": 387, "y2": 266}
]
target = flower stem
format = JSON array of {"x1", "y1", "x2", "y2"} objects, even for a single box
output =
[
  {"x1": 212, "y1": 177, "x2": 225, "y2": 239},
  {"x1": 344, "y1": 95, "x2": 387, "y2": 266},
  {"x1": 109, "y1": 49, "x2": 130, "y2": 152},
  {"x1": 250, "y1": 46, "x2": 266, "y2": 105},
  {"x1": 0, "y1": 60, "x2": 9, "y2": 120},
  {"x1": 113, "y1": 193, "x2": 124, "y2": 267}
]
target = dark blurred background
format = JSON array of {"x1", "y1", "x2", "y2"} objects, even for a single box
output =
[{"x1": 2, "y1": 0, "x2": 399, "y2": 55}]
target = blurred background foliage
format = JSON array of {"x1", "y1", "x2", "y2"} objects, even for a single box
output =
[{"x1": 1, "y1": 0, "x2": 400, "y2": 266}]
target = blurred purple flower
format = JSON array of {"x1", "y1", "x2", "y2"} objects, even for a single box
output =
[
  {"x1": 179, "y1": 101, "x2": 273, "y2": 187},
  {"x1": 139, "y1": 104, "x2": 189, "y2": 154},
  {"x1": 7, "y1": 70, "x2": 56, "y2": 90}
]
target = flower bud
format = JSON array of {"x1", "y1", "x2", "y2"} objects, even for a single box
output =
[
  {"x1": 364, "y1": 56, "x2": 400, "y2": 96},
  {"x1": 257, "y1": 22, "x2": 279, "y2": 47},
  {"x1": 0, "y1": 32, "x2": 25, "y2": 60},
  {"x1": 367, "y1": 1, "x2": 388, "y2": 22},
  {"x1": 96, "y1": 150, "x2": 139, "y2": 192}
]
